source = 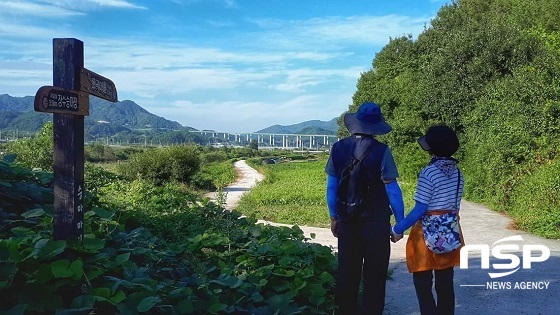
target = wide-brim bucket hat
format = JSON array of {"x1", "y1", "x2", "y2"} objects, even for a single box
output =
[
  {"x1": 417, "y1": 125, "x2": 459, "y2": 157},
  {"x1": 344, "y1": 102, "x2": 392, "y2": 136}
]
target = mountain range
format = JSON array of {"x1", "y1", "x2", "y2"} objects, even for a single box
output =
[
  {"x1": 256, "y1": 118, "x2": 338, "y2": 135},
  {"x1": 0, "y1": 94, "x2": 338, "y2": 136}
]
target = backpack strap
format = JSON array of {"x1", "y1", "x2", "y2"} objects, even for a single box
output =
[{"x1": 351, "y1": 138, "x2": 378, "y2": 167}]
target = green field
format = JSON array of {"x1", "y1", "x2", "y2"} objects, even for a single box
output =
[{"x1": 236, "y1": 157, "x2": 416, "y2": 228}]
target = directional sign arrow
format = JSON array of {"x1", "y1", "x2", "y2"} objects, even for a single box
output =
[
  {"x1": 34, "y1": 86, "x2": 89, "y2": 115},
  {"x1": 80, "y1": 68, "x2": 118, "y2": 102}
]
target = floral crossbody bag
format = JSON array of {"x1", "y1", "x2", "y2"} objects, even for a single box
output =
[{"x1": 421, "y1": 170, "x2": 462, "y2": 254}]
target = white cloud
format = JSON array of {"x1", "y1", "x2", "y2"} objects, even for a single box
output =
[
  {"x1": 81, "y1": 38, "x2": 346, "y2": 71},
  {"x1": 0, "y1": 1, "x2": 84, "y2": 17},
  {"x1": 301, "y1": 15, "x2": 428, "y2": 43},
  {"x1": 0, "y1": 22, "x2": 62, "y2": 39},
  {"x1": 246, "y1": 14, "x2": 429, "y2": 50},
  {"x1": 0, "y1": 0, "x2": 145, "y2": 19},
  {"x1": 88, "y1": 0, "x2": 146, "y2": 9},
  {"x1": 270, "y1": 67, "x2": 363, "y2": 92},
  {"x1": 105, "y1": 67, "x2": 260, "y2": 98},
  {"x1": 0, "y1": 69, "x2": 51, "y2": 87},
  {"x1": 169, "y1": 0, "x2": 238, "y2": 9},
  {"x1": 146, "y1": 92, "x2": 349, "y2": 133},
  {"x1": 39, "y1": 0, "x2": 146, "y2": 10},
  {"x1": 0, "y1": 8, "x2": 436, "y2": 131},
  {"x1": 222, "y1": 0, "x2": 237, "y2": 9}
]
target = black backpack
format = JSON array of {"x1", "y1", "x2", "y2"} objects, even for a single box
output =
[{"x1": 336, "y1": 142, "x2": 378, "y2": 220}]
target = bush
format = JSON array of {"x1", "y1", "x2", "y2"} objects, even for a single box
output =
[
  {"x1": 462, "y1": 55, "x2": 560, "y2": 207},
  {"x1": 201, "y1": 151, "x2": 229, "y2": 164},
  {"x1": 114, "y1": 146, "x2": 146, "y2": 160},
  {"x1": 508, "y1": 159, "x2": 560, "y2": 239},
  {"x1": 6, "y1": 123, "x2": 53, "y2": 171},
  {"x1": 85, "y1": 143, "x2": 117, "y2": 162},
  {"x1": 117, "y1": 145, "x2": 200, "y2": 185},
  {"x1": 192, "y1": 160, "x2": 237, "y2": 190},
  {"x1": 84, "y1": 163, "x2": 124, "y2": 194}
]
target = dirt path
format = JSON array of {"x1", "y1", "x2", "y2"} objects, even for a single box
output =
[
  {"x1": 207, "y1": 160, "x2": 560, "y2": 315},
  {"x1": 204, "y1": 160, "x2": 338, "y2": 249},
  {"x1": 205, "y1": 160, "x2": 264, "y2": 210}
]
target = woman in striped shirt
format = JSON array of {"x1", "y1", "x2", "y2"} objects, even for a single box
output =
[{"x1": 391, "y1": 125, "x2": 464, "y2": 315}]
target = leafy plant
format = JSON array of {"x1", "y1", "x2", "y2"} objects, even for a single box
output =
[
  {"x1": 117, "y1": 145, "x2": 201, "y2": 185},
  {"x1": 1, "y1": 155, "x2": 338, "y2": 314},
  {"x1": 6, "y1": 122, "x2": 54, "y2": 171}
]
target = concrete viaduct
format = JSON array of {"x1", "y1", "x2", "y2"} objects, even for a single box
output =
[{"x1": 189, "y1": 131, "x2": 339, "y2": 150}]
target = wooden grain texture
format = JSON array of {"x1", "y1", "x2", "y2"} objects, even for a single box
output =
[{"x1": 52, "y1": 38, "x2": 85, "y2": 241}]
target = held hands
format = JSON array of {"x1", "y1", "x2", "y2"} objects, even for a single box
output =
[
  {"x1": 330, "y1": 218, "x2": 339, "y2": 238},
  {"x1": 390, "y1": 225, "x2": 403, "y2": 243},
  {"x1": 330, "y1": 218, "x2": 402, "y2": 241}
]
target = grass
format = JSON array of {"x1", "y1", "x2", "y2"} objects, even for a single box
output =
[
  {"x1": 236, "y1": 157, "x2": 417, "y2": 228},
  {"x1": 237, "y1": 158, "x2": 330, "y2": 227}
]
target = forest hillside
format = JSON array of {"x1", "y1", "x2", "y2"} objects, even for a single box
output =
[{"x1": 342, "y1": 0, "x2": 560, "y2": 238}]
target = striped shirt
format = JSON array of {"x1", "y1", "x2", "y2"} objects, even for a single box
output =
[{"x1": 414, "y1": 164, "x2": 464, "y2": 211}]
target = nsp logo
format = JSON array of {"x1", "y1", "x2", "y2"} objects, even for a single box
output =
[{"x1": 460, "y1": 235, "x2": 550, "y2": 278}]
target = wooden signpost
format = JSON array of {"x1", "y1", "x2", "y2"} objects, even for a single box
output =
[
  {"x1": 80, "y1": 68, "x2": 118, "y2": 102},
  {"x1": 34, "y1": 38, "x2": 118, "y2": 241},
  {"x1": 34, "y1": 86, "x2": 89, "y2": 115}
]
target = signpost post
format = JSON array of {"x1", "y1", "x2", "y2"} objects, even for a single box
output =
[{"x1": 34, "y1": 38, "x2": 118, "y2": 241}]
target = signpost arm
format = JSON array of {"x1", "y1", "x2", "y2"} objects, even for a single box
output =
[{"x1": 52, "y1": 38, "x2": 85, "y2": 241}]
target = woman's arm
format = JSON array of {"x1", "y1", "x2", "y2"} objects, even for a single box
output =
[{"x1": 392, "y1": 201, "x2": 429, "y2": 235}]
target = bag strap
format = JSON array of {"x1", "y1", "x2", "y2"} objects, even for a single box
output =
[
  {"x1": 352, "y1": 140, "x2": 378, "y2": 167},
  {"x1": 454, "y1": 170, "x2": 461, "y2": 211}
]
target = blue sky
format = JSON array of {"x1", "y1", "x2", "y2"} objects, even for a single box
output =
[{"x1": 0, "y1": 0, "x2": 448, "y2": 133}]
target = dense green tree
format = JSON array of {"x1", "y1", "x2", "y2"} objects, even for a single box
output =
[
  {"x1": 342, "y1": 0, "x2": 560, "y2": 238},
  {"x1": 463, "y1": 52, "x2": 560, "y2": 204}
]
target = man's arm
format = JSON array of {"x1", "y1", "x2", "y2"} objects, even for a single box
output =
[
  {"x1": 381, "y1": 147, "x2": 404, "y2": 223},
  {"x1": 385, "y1": 180, "x2": 405, "y2": 223},
  {"x1": 326, "y1": 174, "x2": 339, "y2": 237}
]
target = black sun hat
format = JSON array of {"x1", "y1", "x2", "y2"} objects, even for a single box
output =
[{"x1": 417, "y1": 125, "x2": 459, "y2": 157}]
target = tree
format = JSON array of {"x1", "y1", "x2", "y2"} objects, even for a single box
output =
[{"x1": 249, "y1": 139, "x2": 258, "y2": 150}]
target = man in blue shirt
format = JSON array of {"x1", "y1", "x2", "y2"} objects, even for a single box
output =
[{"x1": 325, "y1": 102, "x2": 405, "y2": 314}]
